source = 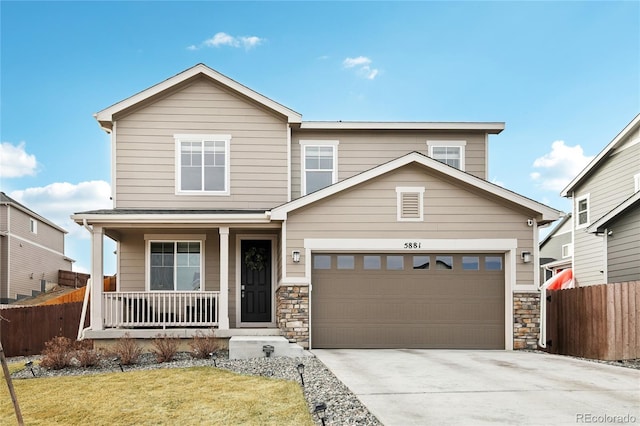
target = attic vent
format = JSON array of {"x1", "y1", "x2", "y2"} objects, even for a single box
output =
[{"x1": 396, "y1": 187, "x2": 425, "y2": 222}]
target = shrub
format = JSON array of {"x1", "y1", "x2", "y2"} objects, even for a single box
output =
[
  {"x1": 111, "y1": 333, "x2": 143, "y2": 365},
  {"x1": 74, "y1": 340, "x2": 99, "y2": 367},
  {"x1": 40, "y1": 336, "x2": 74, "y2": 370},
  {"x1": 151, "y1": 334, "x2": 179, "y2": 363},
  {"x1": 189, "y1": 330, "x2": 219, "y2": 359}
]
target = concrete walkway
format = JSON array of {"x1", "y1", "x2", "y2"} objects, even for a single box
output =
[{"x1": 313, "y1": 349, "x2": 640, "y2": 426}]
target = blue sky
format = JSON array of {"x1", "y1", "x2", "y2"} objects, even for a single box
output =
[{"x1": 1, "y1": 1, "x2": 638, "y2": 275}]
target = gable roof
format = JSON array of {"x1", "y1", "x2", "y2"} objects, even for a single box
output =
[
  {"x1": 0, "y1": 192, "x2": 68, "y2": 233},
  {"x1": 539, "y1": 213, "x2": 572, "y2": 247},
  {"x1": 271, "y1": 152, "x2": 561, "y2": 223},
  {"x1": 94, "y1": 63, "x2": 302, "y2": 131},
  {"x1": 587, "y1": 191, "x2": 640, "y2": 234},
  {"x1": 561, "y1": 114, "x2": 640, "y2": 197}
]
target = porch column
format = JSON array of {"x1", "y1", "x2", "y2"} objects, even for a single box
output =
[
  {"x1": 218, "y1": 227, "x2": 230, "y2": 329},
  {"x1": 90, "y1": 225, "x2": 104, "y2": 330}
]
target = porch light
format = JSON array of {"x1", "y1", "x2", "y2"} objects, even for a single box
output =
[
  {"x1": 292, "y1": 250, "x2": 301, "y2": 263},
  {"x1": 25, "y1": 361, "x2": 35, "y2": 377},
  {"x1": 521, "y1": 251, "x2": 532, "y2": 263},
  {"x1": 209, "y1": 352, "x2": 217, "y2": 367},
  {"x1": 297, "y1": 363, "x2": 305, "y2": 386},
  {"x1": 263, "y1": 345, "x2": 274, "y2": 357},
  {"x1": 313, "y1": 402, "x2": 327, "y2": 426}
]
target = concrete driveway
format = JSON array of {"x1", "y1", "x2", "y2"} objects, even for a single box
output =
[{"x1": 313, "y1": 349, "x2": 640, "y2": 426}]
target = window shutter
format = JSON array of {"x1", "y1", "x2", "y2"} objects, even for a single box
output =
[{"x1": 401, "y1": 192, "x2": 421, "y2": 219}]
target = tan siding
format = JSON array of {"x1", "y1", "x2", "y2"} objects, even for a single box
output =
[
  {"x1": 290, "y1": 130, "x2": 488, "y2": 199},
  {"x1": 285, "y1": 164, "x2": 535, "y2": 286},
  {"x1": 573, "y1": 142, "x2": 640, "y2": 286},
  {"x1": 0, "y1": 235, "x2": 7, "y2": 300},
  {"x1": 8, "y1": 206, "x2": 65, "y2": 253},
  {"x1": 607, "y1": 207, "x2": 640, "y2": 282},
  {"x1": 114, "y1": 77, "x2": 289, "y2": 209}
]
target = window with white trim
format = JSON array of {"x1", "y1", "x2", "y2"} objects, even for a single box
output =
[
  {"x1": 396, "y1": 187, "x2": 425, "y2": 221},
  {"x1": 175, "y1": 134, "x2": 230, "y2": 194},
  {"x1": 562, "y1": 243, "x2": 573, "y2": 258},
  {"x1": 300, "y1": 140, "x2": 339, "y2": 195},
  {"x1": 148, "y1": 240, "x2": 202, "y2": 291},
  {"x1": 427, "y1": 140, "x2": 466, "y2": 170},
  {"x1": 576, "y1": 194, "x2": 590, "y2": 228},
  {"x1": 29, "y1": 218, "x2": 37, "y2": 234}
]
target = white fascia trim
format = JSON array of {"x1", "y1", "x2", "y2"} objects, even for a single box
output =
[
  {"x1": 144, "y1": 233, "x2": 207, "y2": 241},
  {"x1": 272, "y1": 152, "x2": 560, "y2": 221},
  {"x1": 562, "y1": 113, "x2": 640, "y2": 197},
  {"x1": 95, "y1": 64, "x2": 302, "y2": 127},
  {"x1": 304, "y1": 238, "x2": 518, "y2": 251},
  {"x1": 72, "y1": 213, "x2": 271, "y2": 224},
  {"x1": 287, "y1": 126, "x2": 292, "y2": 202},
  {"x1": 111, "y1": 121, "x2": 117, "y2": 206},
  {"x1": 300, "y1": 121, "x2": 505, "y2": 133}
]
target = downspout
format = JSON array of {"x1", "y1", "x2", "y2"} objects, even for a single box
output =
[{"x1": 77, "y1": 218, "x2": 93, "y2": 340}]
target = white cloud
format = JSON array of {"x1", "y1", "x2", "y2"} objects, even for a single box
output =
[
  {"x1": 530, "y1": 140, "x2": 594, "y2": 192},
  {"x1": 9, "y1": 181, "x2": 112, "y2": 239},
  {"x1": 343, "y1": 56, "x2": 379, "y2": 80},
  {"x1": 0, "y1": 141, "x2": 38, "y2": 178},
  {"x1": 190, "y1": 32, "x2": 265, "y2": 50}
]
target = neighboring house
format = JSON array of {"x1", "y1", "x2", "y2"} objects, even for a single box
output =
[
  {"x1": 72, "y1": 64, "x2": 560, "y2": 350},
  {"x1": 561, "y1": 114, "x2": 640, "y2": 286},
  {"x1": 0, "y1": 192, "x2": 74, "y2": 303},
  {"x1": 539, "y1": 213, "x2": 572, "y2": 285}
]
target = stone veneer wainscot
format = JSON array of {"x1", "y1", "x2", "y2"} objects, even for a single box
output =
[
  {"x1": 276, "y1": 285, "x2": 309, "y2": 349},
  {"x1": 513, "y1": 292, "x2": 541, "y2": 350}
]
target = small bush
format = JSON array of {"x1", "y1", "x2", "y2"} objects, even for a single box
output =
[
  {"x1": 40, "y1": 336, "x2": 74, "y2": 370},
  {"x1": 151, "y1": 334, "x2": 179, "y2": 363},
  {"x1": 189, "y1": 330, "x2": 220, "y2": 359},
  {"x1": 111, "y1": 333, "x2": 143, "y2": 365},
  {"x1": 74, "y1": 340, "x2": 99, "y2": 367}
]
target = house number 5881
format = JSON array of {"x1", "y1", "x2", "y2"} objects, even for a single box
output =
[{"x1": 404, "y1": 242, "x2": 421, "y2": 249}]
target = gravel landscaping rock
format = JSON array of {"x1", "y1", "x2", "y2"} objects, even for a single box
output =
[{"x1": 9, "y1": 351, "x2": 382, "y2": 426}]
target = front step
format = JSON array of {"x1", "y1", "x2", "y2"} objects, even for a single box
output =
[{"x1": 229, "y1": 336, "x2": 308, "y2": 360}]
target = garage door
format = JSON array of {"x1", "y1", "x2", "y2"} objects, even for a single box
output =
[{"x1": 311, "y1": 253, "x2": 505, "y2": 349}]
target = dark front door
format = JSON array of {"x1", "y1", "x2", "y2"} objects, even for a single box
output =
[{"x1": 240, "y1": 239, "x2": 272, "y2": 323}]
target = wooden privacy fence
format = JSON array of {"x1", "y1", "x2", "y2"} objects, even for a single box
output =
[
  {"x1": 40, "y1": 276, "x2": 117, "y2": 306},
  {"x1": 58, "y1": 270, "x2": 90, "y2": 288},
  {"x1": 0, "y1": 302, "x2": 89, "y2": 357},
  {"x1": 546, "y1": 281, "x2": 639, "y2": 360}
]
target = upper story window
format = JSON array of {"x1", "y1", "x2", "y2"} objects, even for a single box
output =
[
  {"x1": 562, "y1": 243, "x2": 573, "y2": 258},
  {"x1": 576, "y1": 194, "x2": 590, "y2": 229},
  {"x1": 427, "y1": 140, "x2": 466, "y2": 171},
  {"x1": 29, "y1": 218, "x2": 37, "y2": 234},
  {"x1": 300, "y1": 140, "x2": 339, "y2": 195},
  {"x1": 175, "y1": 134, "x2": 231, "y2": 195}
]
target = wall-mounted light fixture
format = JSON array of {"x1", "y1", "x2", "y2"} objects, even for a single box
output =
[
  {"x1": 521, "y1": 251, "x2": 532, "y2": 263},
  {"x1": 527, "y1": 219, "x2": 534, "y2": 227},
  {"x1": 292, "y1": 250, "x2": 301, "y2": 263}
]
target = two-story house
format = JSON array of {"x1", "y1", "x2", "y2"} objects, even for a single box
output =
[
  {"x1": 1, "y1": 192, "x2": 73, "y2": 303},
  {"x1": 561, "y1": 114, "x2": 640, "y2": 286},
  {"x1": 72, "y1": 64, "x2": 560, "y2": 351},
  {"x1": 539, "y1": 213, "x2": 572, "y2": 285}
]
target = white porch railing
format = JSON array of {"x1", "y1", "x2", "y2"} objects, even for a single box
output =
[{"x1": 103, "y1": 291, "x2": 219, "y2": 328}]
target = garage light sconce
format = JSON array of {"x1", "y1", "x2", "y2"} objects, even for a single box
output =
[
  {"x1": 521, "y1": 251, "x2": 532, "y2": 263},
  {"x1": 292, "y1": 250, "x2": 301, "y2": 263}
]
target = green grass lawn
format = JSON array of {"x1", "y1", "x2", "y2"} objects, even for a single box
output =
[{"x1": 1, "y1": 365, "x2": 313, "y2": 425}]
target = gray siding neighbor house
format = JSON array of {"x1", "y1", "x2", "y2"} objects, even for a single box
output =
[
  {"x1": 539, "y1": 214, "x2": 572, "y2": 285},
  {"x1": 561, "y1": 114, "x2": 640, "y2": 286},
  {"x1": 72, "y1": 64, "x2": 560, "y2": 351},
  {"x1": 0, "y1": 192, "x2": 74, "y2": 303}
]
